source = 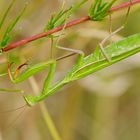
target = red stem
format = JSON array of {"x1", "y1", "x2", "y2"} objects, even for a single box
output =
[
  {"x1": 2, "y1": 0, "x2": 140, "y2": 52},
  {"x1": 109, "y1": 0, "x2": 140, "y2": 11}
]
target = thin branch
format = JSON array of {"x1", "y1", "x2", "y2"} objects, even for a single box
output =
[
  {"x1": 109, "y1": 0, "x2": 140, "y2": 11},
  {"x1": 2, "y1": 0, "x2": 140, "y2": 52}
]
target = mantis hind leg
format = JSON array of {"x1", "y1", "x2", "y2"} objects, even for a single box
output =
[
  {"x1": 99, "y1": 0, "x2": 132, "y2": 62},
  {"x1": 99, "y1": 26, "x2": 124, "y2": 62},
  {"x1": 56, "y1": 45, "x2": 84, "y2": 65}
]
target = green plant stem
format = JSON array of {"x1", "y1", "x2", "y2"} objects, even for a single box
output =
[
  {"x1": 28, "y1": 77, "x2": 62, "y2": 140},
  {"x1": 3, "y1": 0, "x2": 140, "y2": 52},
  {"x1": 40, "y1": 102, "x2": 61, "y2": 140}
]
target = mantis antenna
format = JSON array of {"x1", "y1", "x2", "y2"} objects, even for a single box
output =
[{"x1": 2, "y1": 106, "x2": 26, "y2": 133}]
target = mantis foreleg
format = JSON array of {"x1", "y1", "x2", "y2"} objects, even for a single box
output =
[
  {"x1": 8, "y1": 45, "x2": 85, "y2": 106},
  {"x1": 8, "y1": 60, "x2": 56, "y2": 84},
  {"x1": 26, "y1": 45, "x2": 85, "y2": 106}
]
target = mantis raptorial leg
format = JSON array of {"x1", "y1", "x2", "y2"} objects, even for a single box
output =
[
  {"x1": 7, "y1": 47, "x2": 84, "y2": 106},
  {"x1": 8, "y1": 46, "x2": 84, "y2": 83},
  {"x1": 99, "y1": 0, "x2": 132, "y2": 62}
]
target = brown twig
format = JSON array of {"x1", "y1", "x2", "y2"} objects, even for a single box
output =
[{"x1": 2, "y1": 0, "x2": 140, "y2": 52}]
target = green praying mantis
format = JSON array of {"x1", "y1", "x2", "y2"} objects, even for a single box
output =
[
  {"x1": 1, "y1": 0, "x2": 140, "y2": 107},
  {"x1": 8, "y1": 32, "x2": 140, "y2": 106}
]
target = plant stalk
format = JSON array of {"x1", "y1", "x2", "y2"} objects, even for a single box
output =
[
  {"x1": 2, "y1": 0, "x2": 140, "y2": 52},
  {"x1": 28, "y1": 77, "x2": 62, "y2": 140}
]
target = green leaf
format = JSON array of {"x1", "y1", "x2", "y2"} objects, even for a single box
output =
[
  {"x1": 0, "y1": 2, "x2": 28, "y2": 48},
  {"x1": 44, "y1": 0, "x2": 88, "y2": 31},
  {"x1": 89, "y1": 0, "x2": 117, "y2": 21},
  {"x1": 0, "y1": 0, "x2": 16, "y2": 30}
]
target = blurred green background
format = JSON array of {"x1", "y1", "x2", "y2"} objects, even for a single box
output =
[{"x1": 0, "y1": 0, "x2": 140, "y2": 140}]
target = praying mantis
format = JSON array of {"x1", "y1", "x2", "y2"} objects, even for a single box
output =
[{"x1": 1, "y1": 0, "x2": 140, "y2": 107}]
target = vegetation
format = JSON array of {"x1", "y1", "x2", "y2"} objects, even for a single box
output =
[{"x1": 0, "y1": 0, "x2": 140, "y2": 140}]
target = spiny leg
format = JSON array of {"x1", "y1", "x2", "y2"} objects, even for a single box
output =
[
  {"x1": 16, "y1": 60, "x2": 57, "y2": 106},
  {"x1": 8, "y1": 62, "x2": 28, "y2": 83},
  {"x1": 7, "y1": 58, "x2": 57, "y2": 106},
  {"x1": 8, "y1": 59, "x2": 56, "y2": 84},
  {"x1": 10, "y1": 44, "x2": 84, "y2": 94},
  {"x1": 99, "y1": 0, "x2": 132, "y2": 62}
]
